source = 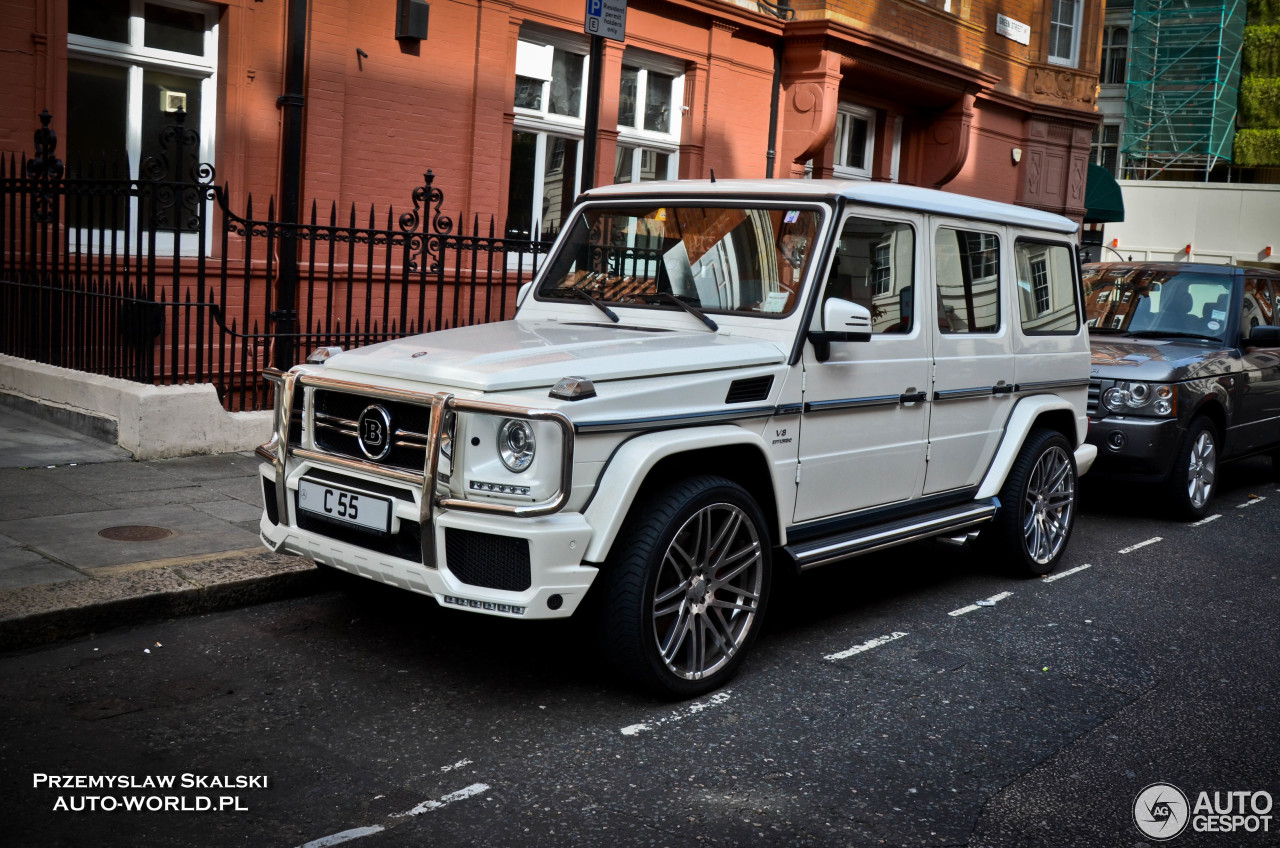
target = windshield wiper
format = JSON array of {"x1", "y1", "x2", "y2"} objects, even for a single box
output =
[
  {"x1": 1126, "y1": 330, "x2": 1220, "y2": 342},
  {"x1": 640, "y1": 292, "x2": 718, "y2": 331},
  {"x1": 552, "y1": 287, "x2": 618, "y2": 323}
]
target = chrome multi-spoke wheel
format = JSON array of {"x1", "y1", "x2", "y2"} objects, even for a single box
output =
[
  {"x1": 651, "y1": 502, "x2": 764, "y2": 682},
  {"x1": 1170, "y1": 417, "x2": 1218, "y2": 520},
  {"x1": 987, "y1": 429, "x2": 1078, "y2": 576},
  {"x1": 1021, "y1": 443, "x2": 1076, "y2": 566},
  {"x1": 600, "y1": 476, "x2": 771, "y2": 698},
  {"x1": 1185, "y1": 429, "x2": 1216, "y2": 510}
]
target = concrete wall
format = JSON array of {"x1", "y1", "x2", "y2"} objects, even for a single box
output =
[
  {"x1": 1102, "y1": 181, "x2": 1280, "y2": 266},
  {"x1": 0, "y1": 355, "x2": 272, "y2": 460}
]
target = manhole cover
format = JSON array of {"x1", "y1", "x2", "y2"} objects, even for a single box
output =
[{"x1": 98, "y1": 525, "x2": 174, "y2": 542}]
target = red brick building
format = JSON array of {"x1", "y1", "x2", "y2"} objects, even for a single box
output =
[{"x1": 2, "y1": 0, "x2": 1103, "y2": 239}]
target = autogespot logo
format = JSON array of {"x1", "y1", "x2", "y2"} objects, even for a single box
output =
[{"x1": 1135, "y1": 783, "x2": 1191, "y2": 841}]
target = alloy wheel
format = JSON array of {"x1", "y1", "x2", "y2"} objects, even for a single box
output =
[
  {"x1": 1022, "y1": 445, "x2": 1076, "y2": 565},
  {"x1": 1186, "y1": 429, "x2": 1216, "y2": 509}
]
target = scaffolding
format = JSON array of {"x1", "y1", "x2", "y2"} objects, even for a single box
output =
[{"x1": 1122, "y1": 0, "x2": 1245, "y2": 180}]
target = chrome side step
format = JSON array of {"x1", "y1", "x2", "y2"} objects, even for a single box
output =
[{"x1": 784, "y1": 499, "x2": 999, "y2": 571}]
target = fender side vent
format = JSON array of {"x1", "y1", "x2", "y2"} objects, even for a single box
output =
[{"x1": 725, "y1": 375, "x2": 774, "y2": 404}]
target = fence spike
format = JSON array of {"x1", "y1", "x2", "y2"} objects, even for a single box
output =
[
  {"x1": 329, "y1": 200, "x2": 337, "y2": 226},
  {"x1": 368, "y1": 203, "x2": 376, "y2": 229}
]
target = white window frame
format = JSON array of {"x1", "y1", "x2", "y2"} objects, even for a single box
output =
[
  {"x1": 67, "y1": 0, "x2": 218, "y2": 255},
  {"x1": 832, "y1": 104, "x2": 876, "y2": 180},
  {"x1": 511, "y1": 31, "x2": 591, "y2": 242},
  {"x1": 1048, "y1": 0, "x2": 1083, "y2": 67},
  {"x1": 614, "y1": 50, "x2": 684, "y2": 185}
]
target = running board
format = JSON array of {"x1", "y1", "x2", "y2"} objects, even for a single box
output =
[{"x1": 784, "y1": 499, "x2": 1000, "y2": 571}]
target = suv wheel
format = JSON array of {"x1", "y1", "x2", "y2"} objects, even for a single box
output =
[
  {"x1": 600, "y1": 476, "x2": 771, "y2": 698},
  {"x1": 987, "y1": 429, "x2": 1078, "y2": 576},
  {"x1": 1169, "y1": 416, "x2": 1217, "y2": 521}
]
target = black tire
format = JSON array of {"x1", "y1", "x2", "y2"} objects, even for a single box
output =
[
  {"x1": 599, "y1": 475, "x2": 771, "y2": 698},
  {"x1": 1168, "y1": 416, "x2": 1218, "y2": 521},
  {"x1": 985, "y1": 429, "x2": 1078, "y2": 577}
]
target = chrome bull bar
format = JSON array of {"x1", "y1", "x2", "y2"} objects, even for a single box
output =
[{"x1": 258, "y1": 368, "x2": 575, "y2": 568}]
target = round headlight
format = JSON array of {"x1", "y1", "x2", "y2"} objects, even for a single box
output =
[
  {"x1": 498, "y1": 418, "x2": 536, "y2": 473},
  {"x1": 1154, "y1": 399, "x2": 1173, "y2": 416},
  {"x1": 1103, "y1": 386, "x2": 1130, "y2": 412},
  {"x1": 1127, "y1": 382, "x2": 1150, "y2": 406}
]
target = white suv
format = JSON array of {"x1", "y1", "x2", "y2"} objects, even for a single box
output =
[{"x1": 257, "y1": 180, "x2": 1096, "y2": 696}]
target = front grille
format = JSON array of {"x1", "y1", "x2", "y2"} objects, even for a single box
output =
[
  {"x1": 445, "y1": 529, "x2": 532, "y2": 592},
  {"x1": 312, "y1": 389, "x2": 432, "y2": 471},
  {"x1": 1087, "y1": 378, "x2": 1102, "y2": 418}
]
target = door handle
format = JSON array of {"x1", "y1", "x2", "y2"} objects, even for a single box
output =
[
  {"x1": 899, "y1": 391, "x2": 927, "y2": 404},
  {"x1": 991, "y1": 383, "x2": 1016, "y2": 395}
]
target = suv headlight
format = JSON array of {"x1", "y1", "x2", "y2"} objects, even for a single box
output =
[
  {"x1": 1102, "y1": 381, "x2": 1176, "y2": 417},
  {"x1": 497, "y1": 418, "x2": 536, "y2": 472}
]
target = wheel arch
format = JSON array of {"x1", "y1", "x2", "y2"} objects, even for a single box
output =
[
  {"x1": 976, "y1": 396, "x2": 1081, "y2": 500},
  {"x1": 581, "y1": 426, "x2": 779, "y2": 563}
]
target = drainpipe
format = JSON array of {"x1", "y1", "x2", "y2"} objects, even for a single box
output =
[
  {"x1": 760, "y1": 1, "x2": 792, "y2": 178},
  {"x1": 274, "y1": 0, "x2": 308, "y2": 369}
]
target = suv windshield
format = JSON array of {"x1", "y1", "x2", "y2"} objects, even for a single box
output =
[
  {"x1": 1083, "y1": 267, "x2": 1234, "y2": 341},
  {"x1": 536, "y1": 204, "x2": 824, "y2": 319}
]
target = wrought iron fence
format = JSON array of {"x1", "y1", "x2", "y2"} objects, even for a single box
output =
[{"x1": 0, "y1": 111, "x2": 555, "y2": 411}]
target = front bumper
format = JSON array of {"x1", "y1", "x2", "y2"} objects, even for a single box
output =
[
  {"x1": 1085, "y1": 415, "x2": 1183, "y2": 481},
  {"x1": 258, "y1": 461, "x2": 598, "y2": 619}
]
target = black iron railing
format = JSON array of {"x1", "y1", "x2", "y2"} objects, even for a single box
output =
[{"x1": 0, "y1": 111, "x2": 555, "y2": 411}]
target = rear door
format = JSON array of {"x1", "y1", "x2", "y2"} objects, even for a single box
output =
[
  {"x1": 1237, "y1": 275, "x2": 1280, "y2": 453},
  {"x1": 923, "y1": 221, "x2": 1016, "y2": 495}
]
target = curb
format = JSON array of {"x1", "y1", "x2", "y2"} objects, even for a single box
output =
[{"x1": 0, "y1": 552, "x2": 326, "y2": 652}]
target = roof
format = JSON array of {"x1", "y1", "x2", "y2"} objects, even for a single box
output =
[{"x1": 580, "y1": 179, "x2": 1079, "y2": 235}]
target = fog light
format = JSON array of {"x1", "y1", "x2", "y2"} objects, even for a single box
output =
[
  {"x1": 1107, "y1": 431, "x2": 1127, "y2": 450},
  {"x1": 547, "y1": 594, "x2": 564, "y2": 611}
]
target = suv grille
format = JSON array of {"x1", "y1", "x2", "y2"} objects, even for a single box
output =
[{"x1": 312, "y1": 389, "x2": 432, "y2": 471}]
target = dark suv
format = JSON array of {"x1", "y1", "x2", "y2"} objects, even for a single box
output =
[{"x1": 1083, "y1": 262, "x2": 1280, "y2": 519}]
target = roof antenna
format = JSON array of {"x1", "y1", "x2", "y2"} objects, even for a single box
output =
[{"x1": 710, "y1": 168, "x2": 716, "y2": 183}]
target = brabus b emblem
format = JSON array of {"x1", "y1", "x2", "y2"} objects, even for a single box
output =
[{"x1": 357, "y1": 405, "x2": 393, "y2": 461}]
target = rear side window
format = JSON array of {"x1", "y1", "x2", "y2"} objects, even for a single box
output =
[
  {"x1": 1015, "y1": 240, "x2": 1080, "y2": 334},
  {"x1": 1242, "y1": 277, "x2": 1276, "y2": 341},
  {"x1": 935, "y1": 227, "x2": 1000, "y2": 333}
]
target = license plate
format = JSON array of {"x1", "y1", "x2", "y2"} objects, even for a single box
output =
[{"x1": 297, "y1": 478, "x2": 392, "y2": 533}]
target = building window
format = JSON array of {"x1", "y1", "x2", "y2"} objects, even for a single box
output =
[
  {"x1": 1048, "y1": 0, "x2": 1082, "y2": 67},
  {"x1": 1102, "y1": 26, "x2": 1128, "y2": 86},
  {"x1": 833, "y1": 105, "x2": 876, "y2": 180},
  {"x1": 1092, "y1": 124, "x2": 1122, "y2": 177},
  {"x1": 508, "y1": 34, "x2": 590, "y2": 240},
  {"x1": 66, "y1": 0, "x2": 217, "y2": 184},
  {"x1": 614, "y1": 55, "x2": 683, "y2": 186}
]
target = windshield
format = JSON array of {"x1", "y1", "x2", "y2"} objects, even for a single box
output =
[
  {"x1": 1083, "y1": 267, "x2": 1234, "y2": 340},
  {"x1": 535, "y1": 204, "x2": 823, "y2": 318}
]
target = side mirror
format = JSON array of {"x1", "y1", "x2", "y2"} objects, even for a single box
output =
[
  {"x1": 809, "y1": 297, "x2": 872, "y2": 362},
  {"x1": 516, "y1": 281, "x2": 533, "y2": 308},
  {"x1": 1247, "y1": 325, "x2": 1280, "y2": 347}
]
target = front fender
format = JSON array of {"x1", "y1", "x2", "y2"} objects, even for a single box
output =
[
  {"x1": 581, "y1": 425, "x2": 773, "y2": 563},
  {"x1": 976, "y1": 396, "x2": 1088, "y2": 500}
]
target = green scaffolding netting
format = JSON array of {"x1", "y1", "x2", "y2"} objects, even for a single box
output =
[{"x1": 1122, "y1": 0, "x2": 1246, "y2": 177}]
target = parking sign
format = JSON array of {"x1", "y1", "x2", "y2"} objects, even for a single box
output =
[{"x1": 585, "y1": 0, "x2": 626, "y2": 41}]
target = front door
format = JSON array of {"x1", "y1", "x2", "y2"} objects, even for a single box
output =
[
  {"x1": 1237, "y1": 276, "x2": 1280, "y2": 453},
  {"x1": 794, "y1": 212, "x2": 930, "y2": 522}
]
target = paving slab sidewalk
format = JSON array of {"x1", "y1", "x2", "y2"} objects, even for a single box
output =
[{"x1": 0, "y1": 405, "x2": 322, "y2": 650}]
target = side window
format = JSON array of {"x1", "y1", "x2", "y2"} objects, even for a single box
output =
[
  {"x1": 824, "y1": 216, "x2": 915, "y2": 334},
  {"x1": 1242, "y1": 278, "x2": 1276, "y2": 340},
  {"x1": 935, "y1": 228, "x2": 1000, "y2": 334},
  {"x1": 1015, "y1": 240, "x2": 1080, "y2": 334}
]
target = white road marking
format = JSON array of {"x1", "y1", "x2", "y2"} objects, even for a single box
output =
[
  {"x1": 1043, "y1": 563, "x2": 1092, "y2": 583},
  {"x1": 620, "y1": 691, "x2": 731, "y2": 736},
  {"x1": 297, "y1": 826, "x2": 385, "y2": 848},
  {"x1": 824, "y1": 631, "x2": 908, "y2": 661},
  {"x1": 1237, "y1": 496, "x2": 1266, "y2": 508},
  {"x1": 392, "y1": 783, "x2": 490, "y2": 818},
  {"x1": 949, "y1": 591, "x2": 1012, "y2": 617},
  {"x1": 439, "y1": 758, "x2": 472, "y2": 773},
  {"x1": 1191, "y1": 514, "x2": 1221, "y2": 526},
  {"x1": 1118, "y1": 537, "x2": 1162, "y2": 554}
]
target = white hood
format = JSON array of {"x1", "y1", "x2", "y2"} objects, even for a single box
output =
[{"x1": 320, "y1": 319, "x2": 787, "y2": 392}]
